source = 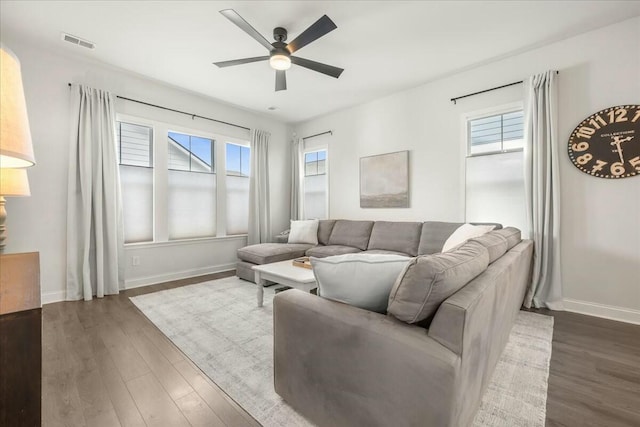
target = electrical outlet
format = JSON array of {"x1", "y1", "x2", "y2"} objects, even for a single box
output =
[{"x1": 132, "y1": 256, "x2": 140, "y2": 266}]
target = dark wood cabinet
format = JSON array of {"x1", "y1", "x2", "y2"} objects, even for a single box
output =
[{"x1": 0, "y1": 252, "x2": 41, "y2": 426}]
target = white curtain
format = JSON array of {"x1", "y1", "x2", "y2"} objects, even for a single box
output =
[
  {"x1": 248, "y1": 129, "x2": 271, "y2": 244},
  {"x1": 523, "y1": 71, "x2": 563, "y2": 309},
  {"x1": 66, "y1": 84, "x2": 124, "y2": 301},
  {"x1": 290, "y1": 137, "x2": 304, "y2": 220}
]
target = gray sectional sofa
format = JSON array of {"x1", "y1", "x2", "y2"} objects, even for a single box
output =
[
  {"x1": 273, "y1": 226, "x2": 533, "y2": 427},
  {"x1": 236, "y1": 219, "x2": 501, "y2": 283}
]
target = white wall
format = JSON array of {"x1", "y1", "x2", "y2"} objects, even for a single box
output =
[
  {"x1": 294, "y1": 17, "x2": 640, "y2": 323},
  {"x1": 2, "y1": 36, "x2": 291, "y2": 303}
]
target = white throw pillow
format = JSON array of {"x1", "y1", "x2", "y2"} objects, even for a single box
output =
[
  {"x1": 442, "y1": 223, "x2": 495, "y2": 252},
  {"x1": 311, "y1": 253, "x2": 411, "y2": 313},
  {"x1": 288, "y1": 219, "x2": 319, "y2": 245}
]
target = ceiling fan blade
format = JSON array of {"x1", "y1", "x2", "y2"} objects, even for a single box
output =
[
  {"x1": 286, "y1": 15, "x2": 337, "y2": 54},
  {"x1": 213, "y1": 56, "x2": 269, "y2": 68},
  {"x1": 219, "y1": 9, "x2": 273, "y2": 51},
  {"x1": 291, "y1": 56, "x2": 344, "y2": 79},
  {"x1": 276, "y1": 70, "x2": 287, "y2": 91}
]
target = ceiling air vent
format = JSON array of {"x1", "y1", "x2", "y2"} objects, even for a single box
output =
[{"x1": 61, "y1": 33, "x2": 95, "y2": 50}]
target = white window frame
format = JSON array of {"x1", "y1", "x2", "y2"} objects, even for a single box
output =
[
  {"x1": 116, "y1": 113, "x2": 250, "y2": 246},
  {"x1": 463, "y1": 102, "x2": 524, "y2": 157},
  {"x1": 460, "y1": 101, "x2": 526, "y2": 229},
  {"x1": 302, "y1": 146, "x2": 329, "y2": 220}
]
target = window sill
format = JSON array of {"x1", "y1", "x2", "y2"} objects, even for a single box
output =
[
  {"x1": 124, "y1": 234, "x2": 247, "y2": 249},
  {"x1": 467, "y1": 148, "x2": 524, "y2": 158}
]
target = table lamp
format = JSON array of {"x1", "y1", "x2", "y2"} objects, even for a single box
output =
[
  {"x1": 0, "y1": 168, "x2": 30, "y2": 251},
  {"x1": 0, "y1": 44, "x2": 35, "y2": 252}
]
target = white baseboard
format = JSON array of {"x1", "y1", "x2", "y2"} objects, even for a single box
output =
[
  {"x1": 123, "y1": 263, "x2": 236, "y2": 290},
  {"x1": 563, "y1": 298, "x2": 640, "y2": 325},
  {"x1": 41, "y1": 263, "x2": 237, "y2": 305},
  {"x1": 41, "y1": 290, "x2": 67, "y2": 305}
]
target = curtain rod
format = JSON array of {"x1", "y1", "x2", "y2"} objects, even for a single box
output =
[
  {"x1": 67, "y1": 83, "x2": 251, "y2": 131},
  {"x1": 303, "y1": 130, "x2": 332, "y2": 141},
  {"x1": 450, "y1": 71, "x2": 559, "y2": 104}
]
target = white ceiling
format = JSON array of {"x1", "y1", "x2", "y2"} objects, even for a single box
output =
[{"x1": 1, "y1": 1, "x2": 639, "y2": 123}]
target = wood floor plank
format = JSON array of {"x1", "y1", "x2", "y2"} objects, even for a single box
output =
[
  {"x1": 173, "y1": 359, "x2": 258, "y2": 427},
  {"x1": 97, "y1": 324, "x2": 151, "y2": 382},
  {"x1": 86, "y1": 333, "x2": 146, "y2": 427},
  {"x1": 128, "y1": 328, "x2": 194, "y2": 400},
  {"x1": 126, "y1": 372, "x2": 191, "y2": 427},
  {"x1": 176, "y1": 391, "x2": 226, "y2": 427},
  {"x1": 41, "y1": 317, "x2": 88, "y2": 427},
  {"x1": 141, "y1": 324, "x2": 185, "y2": 364}
]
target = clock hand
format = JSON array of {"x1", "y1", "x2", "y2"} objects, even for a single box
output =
[
  {"x1": 611, "y1": 139, "x2": 624, "y2": 163},
  {"x1": 610, "y1": 136, "x2": 633, "y2": 163}
]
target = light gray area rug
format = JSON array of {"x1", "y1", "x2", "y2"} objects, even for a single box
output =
[{"x1": 130, "y1": 277, "x2": 554, "y2": 427}]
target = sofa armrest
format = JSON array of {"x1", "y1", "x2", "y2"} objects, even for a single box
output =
[
  {"x1": 274, "y1": 230, "x2": 290, "y2": 243},
  {"x1": 274, "y1": 290, "x2": 460, "y2": 427}
]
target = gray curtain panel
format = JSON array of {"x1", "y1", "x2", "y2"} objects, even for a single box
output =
[
  {"x1": 523, "y1": 70, "x2": 563, "y2": 309},
  {"x1": 248, "y1": 129, "x2": 271, "y2": 244},
  {"x1": 66, "y1": 84, "x2": 124, "y2": 301},
  {"x1": 290, "y1": 138, "x2": 304, "y2": 221}
]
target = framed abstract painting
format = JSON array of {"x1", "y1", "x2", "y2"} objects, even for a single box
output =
[{"x1": 360, "y1": 150, "x2": 409, "y2": 208}]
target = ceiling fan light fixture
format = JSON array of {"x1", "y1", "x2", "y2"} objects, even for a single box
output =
[{"x1": 269, "y1": 53, "x2": 291, "y2": 70}]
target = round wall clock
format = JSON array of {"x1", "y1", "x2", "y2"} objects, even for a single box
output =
[{"x1": 567, "y1": 105, "x2": 640, "y2": 179}]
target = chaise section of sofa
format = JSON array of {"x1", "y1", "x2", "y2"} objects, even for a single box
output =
[{"x1": 236, "y1": 243, "x2": 313, "y2": 282}]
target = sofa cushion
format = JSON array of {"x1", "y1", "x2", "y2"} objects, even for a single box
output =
[
  {"x1": 288, "y1": 219, "x2": 319, "y2": 245},
  {"x1": 306, "y1": 245, "x2": 362, "y2": 258},
  {"x1": 387, "y1": 240, "x2": 489, "y2": 324},
  {"x1": 492, "y1": 227, "x2": 521, "y2": 250},
  {"x1": 442, "y1": 223, "x2": 495, "y2": 252},
  {"x1": 418, "y1": 222, "x2": 503, "y2": 255},
  {"x1": 418, "y1": 222, "x2": 463, "y2": 255},
  {"x1": 317, "y1": 220, "x2": 337, "y2": 245},
  {"x1": 237, "y1": 243, "x2": 313, "y2": 265},
  {"x1": 328, "y1": 220, "x2": 375, "y2": 250},
  {"x1": 363, "y1": 249, "x2": 412, "y2": 257},
  {"x1": 367, "y1": 221, "x2": 422, "y2": 256},
  {"x1": 311, "y1": 254, "x2": 410, "y2": 313},
  {"x1": 470, "y1": 232, "x2": 509, "y2": 263}
]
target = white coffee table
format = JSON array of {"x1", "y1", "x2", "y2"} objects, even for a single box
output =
[{"x1": 253, "y1": 260, "x2": 317, "y2": 307}]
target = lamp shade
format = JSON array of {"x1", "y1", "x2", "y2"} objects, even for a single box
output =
[
  {"x1": 0, "y1": 168, "x2": 30, "y2": 197},
  {"x1": 0, "y1": 44, "x2": 35, "y2": 168}
]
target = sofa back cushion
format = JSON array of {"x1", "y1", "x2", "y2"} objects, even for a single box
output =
[
  {"x1": 328, "y1": 220, "x2": 375, "y2": 250},
  {"x1": 387, "y1": 240, "x2": 489, "y2": 324},
  {"x1": 418, "y1": 222, "x2": 504, "y2": 255},
  {"x1": 417, "y1": 222, "x2": 463, "y2": 255},
  {"x1": 441, "y1": 223, "x2": 495, "y2": 252},
  {"x1": 367, "y1": 221, "x2": 422, "y2": 256},
  {"x1": 470, "y1": 231, "x2": 509, "y2": 263},
  {"x1": 317, "y1": 220, "x2": 337, "y2": 245},
  {"x1": 492, "y1": 227, "x2": 521, "y2": 250},
  {"x1": 311, "y1": 254, "x2": 410, "y2": 313}
]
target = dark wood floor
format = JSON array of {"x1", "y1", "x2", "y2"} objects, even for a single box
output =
[
  {"x1": 535, "y1": 308, "x2": 640, "y2": 427},
  {"x1": 42, "y1": 271, "x2": 260, "y2": 427},
  {"x1": 41, "y1": 274, "x2": 640, "y2": 427}
]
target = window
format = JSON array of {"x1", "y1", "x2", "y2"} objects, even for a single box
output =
[
  {"x1": 117, "y1": 115, "x2": 250, "y2": 244},
  {"x1": 117, "y1": 121, "x2": 154, "y2": 243},
  {"x1": 304, "y1": 151, "x2": 326, "y2": 176},
  {"x1": 464, "y1": 106, "x2": 527, "y2": 234},
  {"x1": 167, "y1": 131, "x2": 216, "y2": 240},
  {"x1": 468, "y1": 110, "x2": 524, "y2": 155},
  {"x1": 304, "y1": 150, "x2": 328, "y2": 219},
  {"x1": 226, "y1": 143, "x2": 250, "y2": 235}
]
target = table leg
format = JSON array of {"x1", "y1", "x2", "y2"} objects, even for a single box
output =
[{"x1": 256, "y1": 271, "x2": 264, "y2": 307}]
